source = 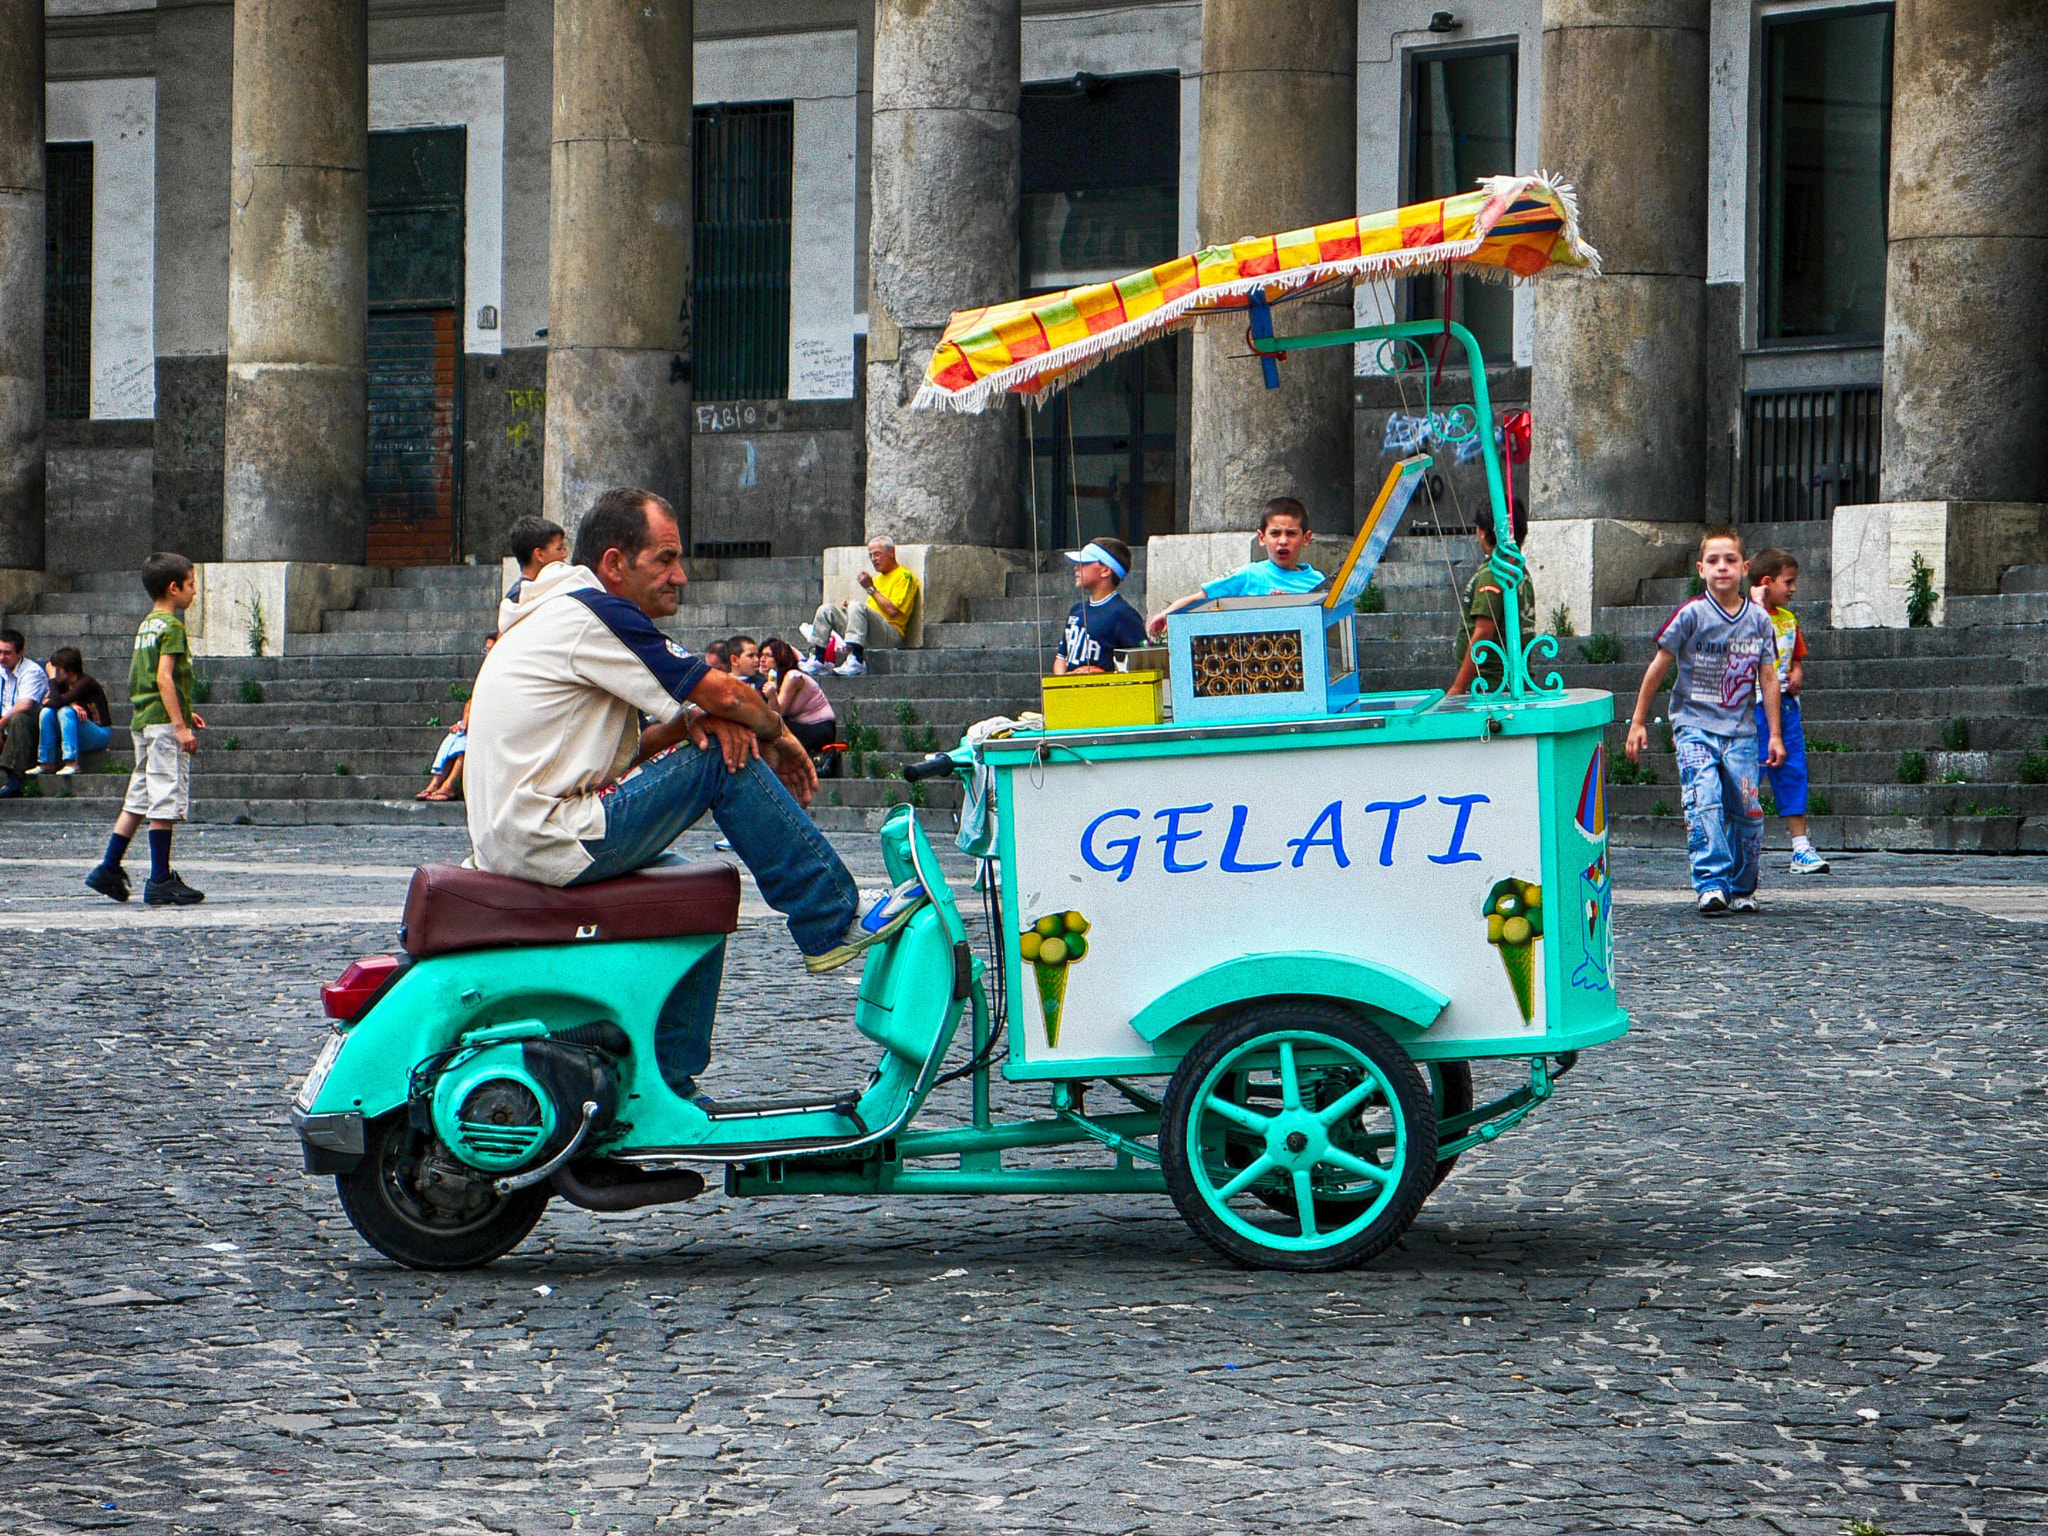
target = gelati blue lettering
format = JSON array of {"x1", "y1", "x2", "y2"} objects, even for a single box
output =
[
  {"x1": 1287, "y1": 801, "x2": 1350, "y2": 869},
  {"x1": 1219, "y1": 804, "x2": 1281, "y2": 872},
  {"x1": 1154, "y1": 803, "x2": 1213, "y2": 873},
  {"x1": 1428, "y1": 793, "x2": 1489, "y2": 864},
  {"x1": 1363, "y1": 795, "x2": 1427, "y2": 866},
  {"x1": 1081, "y1": 808, "x2": 1141, "y2": 882}
]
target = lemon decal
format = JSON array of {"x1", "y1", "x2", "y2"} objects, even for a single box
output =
[
  {"x1": 1022, "y1": 910, "x2": 1089, "y2": 1047},
  {"x1": 1482, "y1": 877, "x2": 1543, "y2": 1022}
]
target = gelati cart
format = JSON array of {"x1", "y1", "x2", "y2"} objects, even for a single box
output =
[{"x1": 746, "y1": 175, "x2": 1626, "y2": 1270}]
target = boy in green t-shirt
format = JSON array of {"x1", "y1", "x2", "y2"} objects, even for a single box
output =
[{"x1": 86, "y1": 552, "x2": 206, "y2": 906}]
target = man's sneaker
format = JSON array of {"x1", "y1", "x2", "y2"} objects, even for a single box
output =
[
  {"x1": 804, "y1": 880, "x2": 928, "y2": 973},
  {"x1": 85, "y1": 863, "x2": 130, "y2": 903},
  {"x1": 832, "y1": 656, "x2": 868, "y2": 677},
  {"x1": 798, "y1": 621, "x2": 819, "y2": 649},
  {"x1": 1788, "y1": 846, "x2": 1831, "y2": 875},
  {"x1": 1697, "y1": 889, "x2": 1729, "y2": 917},
  {"x1": 798, "y1": 655, "x2": 832, "y2": 676},
  {"x1": 143, "y1": 872, "x2": 206, "y2": 907},
  {"x1": 1729, "y1": 893, "x2": 1761, "y2": 914}
]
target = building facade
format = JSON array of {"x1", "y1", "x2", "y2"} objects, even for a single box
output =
[{"x1": 2, "y1": 0, "x2": 2041, "y2": 626}]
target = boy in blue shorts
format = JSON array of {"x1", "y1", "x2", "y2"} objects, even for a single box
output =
[
  {"x1": 1147, "y1": 497, "x2": 1326, "y2": 636},
  {"x1": 1053, "y1": 537, "x2": 1147, "y2": 673},
  {"x1": 1749, "y1": 548, "x2": 1830, "y2": 874},
  {"x1": 1626, "y1": 528, "x2": 1785, "y2": 917}
]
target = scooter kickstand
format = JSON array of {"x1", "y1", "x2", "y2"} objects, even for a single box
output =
[{"x1": 493, "y1": 1101, "x2": 602, "y2": 1196}]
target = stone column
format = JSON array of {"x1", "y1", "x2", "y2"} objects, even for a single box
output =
[
  {"x1": 152, "y1": 0, "x2": 235, "y2": 562},
  {"x1": 1525, "y1": 0, "x2": 1709, "y2": 632},
  {"x1": 1186, "y1": 0, "x2": 1355, "y2": 538},
  {"x1": 0, "y1": 2, "x2": 45, "y2": 573},
  {"x1": 543, "y1": 0, "x2": 693, "y2": 544},
  {"x1": 1831, "y1": 0, "x2": 2048, "y2": 629},
  {"x1": 222, "y1": 0, "x2": 369, "y2": 564},
  {"x1": 1879, "y1": 0, "x2": 2048, "y2": 504},
  {"x1": 864, "y1": 0, "x2": 1019, "y2": 547}
]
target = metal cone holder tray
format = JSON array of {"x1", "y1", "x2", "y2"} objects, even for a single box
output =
[{"x1": 1165, "y1": 591, "x2": 1359, "y2": 724}]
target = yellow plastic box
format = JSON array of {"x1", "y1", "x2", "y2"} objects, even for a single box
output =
[{"x1": 1041, "y1": 670, "x2": 1164, "y2": 730}]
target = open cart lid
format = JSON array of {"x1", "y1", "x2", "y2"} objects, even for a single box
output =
[{"x1": 913, "y1": 173, "x2": 1599, "y2": 414}]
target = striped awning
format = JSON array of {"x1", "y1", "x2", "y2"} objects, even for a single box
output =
[{"x1": 914, "y1": 173, "x2": 1598, "y2": 413}]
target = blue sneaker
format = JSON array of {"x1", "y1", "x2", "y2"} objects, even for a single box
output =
[
  {"x1": 804, "y1": 879, "x2": 928, "y2": 973},
  {"x1": 1788, "y1": 846, "x2": 1831, "y2": 874}
]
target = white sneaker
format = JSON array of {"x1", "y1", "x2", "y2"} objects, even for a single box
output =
[
  {"x1": 1729, "y1": 893, "x2": 1761, "y2": 914},
  {"x1": 1788, "y1": 846, "x2": 1831, "y2": 874},
  {"x1": 798, "y1": 656, "x2": 831, "y2": 677},
  {"x1": 804, "y1": 879, "x2": 929, "y2": 973},
  {"x1": 54, "y1": 764, "x2": 76, "y2": 776},
  {"x1": 1697, "y1": 889, "x2": 1729, "y2": 917},
  {"x1": 22, "y1": 764, "x2": 40, "y2": 776},
  {"x1": 799, "y1": 622, "x2": 818, "y2": 649},
  {"x1": 832, "y1": 656, "x2": 868, "y2": 677}
]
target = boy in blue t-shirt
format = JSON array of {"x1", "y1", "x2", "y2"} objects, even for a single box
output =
[
  {"x1": 1147, "y1": 497, "x2": 1327, "y2": 636},
  {"x1": 1625, "y1": 528, "x2": 1786, "y2": 917},
  {"x1": 1053, "y1": 537, "x2": 1148, "y2": 674}
]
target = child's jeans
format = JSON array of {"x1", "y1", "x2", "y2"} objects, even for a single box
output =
[
  {"x1": 1674, "y1": 724, "x2": 1764, "y2": 897},
  {"x1": 1754, "y1": 695, "x2": 1807, "y2": 817}
]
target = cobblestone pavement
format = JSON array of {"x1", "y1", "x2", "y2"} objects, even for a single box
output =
[{"x1": 2, "y1": 822, "x2": 2044, "y2": 1535}]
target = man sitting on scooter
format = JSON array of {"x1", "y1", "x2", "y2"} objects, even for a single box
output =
[{"x1": 465, "y1": 486, "x2": 925, "y2": 974}]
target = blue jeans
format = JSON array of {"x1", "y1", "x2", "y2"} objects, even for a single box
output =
[
  {"x1": 39, "y1": 706, "x2": 112, "y2": 765},
  {"x1": 1675, "y1": 725, "x2": 1764, "y2": 897},
  {"x1": 571, "y1": 742, "x2": 860, "y2": 957}
]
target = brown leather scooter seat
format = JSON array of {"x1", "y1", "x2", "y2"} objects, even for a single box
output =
[{"x1": 401, "y1": 861, "x2": 742, "y2": 959}]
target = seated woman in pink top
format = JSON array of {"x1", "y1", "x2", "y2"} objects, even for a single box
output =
[{"x1": 762, "y1": 637, "x2": 840, "y2": 755}]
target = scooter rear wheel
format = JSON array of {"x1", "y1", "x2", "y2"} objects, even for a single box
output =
[{"x1": 336, "y1": 1111, "x2": 550, "y2": 1270}]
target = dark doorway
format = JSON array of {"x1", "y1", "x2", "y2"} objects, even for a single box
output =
[
  {"x1": 1404, "y1": 45, "x2": 1518, "y2": 365},
  {"x1": 1020, "y1": 73, "x2": 1181, "y2": 550},
  {"x1": 367, "y1": 128, "x2": 465, "y2": 565},
  {"x1": 44, "y1": 142, "x2": 92, "y2": 420}
]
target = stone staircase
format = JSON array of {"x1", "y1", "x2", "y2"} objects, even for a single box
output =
[
  {"x1": 9, "y1": 523, "x2": 2048, "y2": 852},
  {"x1": 0, "y1": 557, "x2": 1036, "y2": 832}
]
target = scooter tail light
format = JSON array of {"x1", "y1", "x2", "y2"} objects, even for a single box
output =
[{"x1": 322, "y1": 954, "x2": 407, "y2": 1022}]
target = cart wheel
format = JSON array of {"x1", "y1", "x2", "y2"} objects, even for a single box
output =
[
  {"x1": 1161, "y1": 1002, "x2": 1436, "y2": 1271},
  {"x1": 1241, "y1": 1056, "x2": 1473, "y2": 1228},
  {"x1": 1428, "y1": 1062, "x2": 1474, "y2": 1192}
]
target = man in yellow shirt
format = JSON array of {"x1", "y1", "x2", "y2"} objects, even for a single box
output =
[{"x1": 801, "y1": 536, "x2": 920, "y2": 678}]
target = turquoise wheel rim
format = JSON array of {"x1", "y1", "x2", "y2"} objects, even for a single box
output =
[{"x1": 1186, "y1": 1029, "x2": 1408, "y2": 1253}]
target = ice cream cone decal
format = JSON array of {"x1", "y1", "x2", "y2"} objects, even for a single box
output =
[
  {"x1": 1482, "y1": 877, "x2": 1543, "y2": 1022},
  {"x1": 1020, "y1": 910, "x2": 1089, "y2": 1047}
]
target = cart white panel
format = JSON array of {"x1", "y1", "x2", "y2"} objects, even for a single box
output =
[{"x1": 1006, "y1": 737, "x2": 1547, "y2": 1066}]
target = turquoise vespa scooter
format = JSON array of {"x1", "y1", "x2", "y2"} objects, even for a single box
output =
[{"x1": 291, "y1": 806, "x2": 982, "y2": 1271}]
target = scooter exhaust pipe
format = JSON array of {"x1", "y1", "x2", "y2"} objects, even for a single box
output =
[{"x1": 551, "y1": 1159, "x2": 706, "y2": 1212}]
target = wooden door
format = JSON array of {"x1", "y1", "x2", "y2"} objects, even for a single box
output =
[{"x1": 366, "y1": 128, "x2": 465, "y2": 565}]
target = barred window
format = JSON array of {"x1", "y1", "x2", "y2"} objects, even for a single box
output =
[
  {"x1": 45, "y1": 142, "x2": 92, "y2": 420},
  {"x1": 693, "y1": 103, "x2": 793, "y2": 402}
]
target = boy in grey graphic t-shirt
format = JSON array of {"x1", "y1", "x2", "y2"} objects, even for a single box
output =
[{"x1": 1625, "y1": 529, "x2": 1785, "y2": 916}]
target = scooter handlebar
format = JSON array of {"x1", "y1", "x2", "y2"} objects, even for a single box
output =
[{"x1": 902, "y1": 753, "x2": 958, "y2": 784}]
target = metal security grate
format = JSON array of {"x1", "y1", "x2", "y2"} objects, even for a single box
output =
[
  {"x1": 366, "y1": 309, "x2": 460, "y2": 565},
  {"x1": 694, "y1": 540, "x2": 772, "y2": 560},
  {"x1": 693, "y1": 103, "x2": 793, "y2": 402},
  {"x1": 1742, "y1": 386, "x2": 1881, "y2": 521},
  {"x1": 44, "y1": 143, "x2": 92, "y2": 420}
]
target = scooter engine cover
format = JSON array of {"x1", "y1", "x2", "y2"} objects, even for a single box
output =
[
  {"x1": 430, "y1": 1045, "x2": 557, "y2": 1172},
  {"x1": 429, "y1": 1037, "x2": 624, "y2": 1174}
]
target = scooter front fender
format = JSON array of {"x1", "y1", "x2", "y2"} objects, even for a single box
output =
[{"x1": 304, "y1": 934, "x2": 728, "y2": 1123}]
